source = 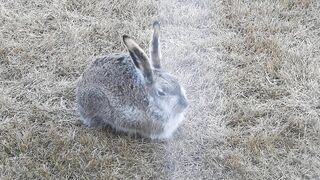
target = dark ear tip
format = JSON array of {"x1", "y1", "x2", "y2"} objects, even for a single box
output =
[
  {"x1": 122, "y1": 35, "x2": 130, "y2": 42},
  {"x1": 153, "y1": 21, "x2": 160, "y2": 28}
]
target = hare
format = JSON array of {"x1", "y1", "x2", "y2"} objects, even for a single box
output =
[{"x1": 76, "y1": 21, "x2": 188, "y2": 139}]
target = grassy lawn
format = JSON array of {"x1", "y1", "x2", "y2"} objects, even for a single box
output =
[{"x1": 1, "y1": 0, "x2": 319, "y2": 179}]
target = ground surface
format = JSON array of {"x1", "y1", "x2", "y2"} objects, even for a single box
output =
[{"x1": 1, "y1": 0, "x2": 319, "y2": 179}]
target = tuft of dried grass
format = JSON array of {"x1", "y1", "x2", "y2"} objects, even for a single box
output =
[{"x1": 0, "y1": 0, "x2": 319, "y2": 179}]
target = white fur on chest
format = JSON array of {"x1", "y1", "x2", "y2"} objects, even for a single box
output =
[
  {"x1": 151, "y1": 113, "x2": 184, "y2": 139},
  {"x1": 120, "y1": 106, "x2": 184, "y2": 139}
]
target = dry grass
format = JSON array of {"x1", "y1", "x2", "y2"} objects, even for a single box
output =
[{"x1": 1, "y1": 0, "x2": 319, "y2": 179}]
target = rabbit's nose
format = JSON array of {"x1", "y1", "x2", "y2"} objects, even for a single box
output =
[{"x1": 179, "y1": 96, "x2": 188, "y2": 109}]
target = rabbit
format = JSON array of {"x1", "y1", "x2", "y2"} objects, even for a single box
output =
[{"x1": 76, "y1": 21, "x2": 188, "y2": 139}]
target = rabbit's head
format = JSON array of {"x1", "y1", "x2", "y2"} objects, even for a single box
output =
[
  {"x1": 123, "y1": 21, "x2": 188, "y2": 118},
  {"x1": 150, "y1": 69, "x2": 188, "y2": 115}
]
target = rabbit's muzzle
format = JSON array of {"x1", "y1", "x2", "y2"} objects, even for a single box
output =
[{"x1": 178, "y1": 96, "x2": 188, "y2": 110}]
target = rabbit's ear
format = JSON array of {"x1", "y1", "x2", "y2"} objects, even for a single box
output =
[
  {"x1": 123, "y1": 35, "x2": 154, "y2": 84},
  {"x1": 150, "y1": 21, "x2": 161, "y2": 69}
]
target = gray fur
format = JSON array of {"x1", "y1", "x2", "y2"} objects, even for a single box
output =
[
  {"x1": 76, "y1": 22, "x2": 188, "y2": 139},
  {"x1": 150, "y1": 21, "x2": 161, "y2": 69}
]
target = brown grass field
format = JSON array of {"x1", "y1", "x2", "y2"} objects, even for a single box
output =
[{"x1": 1, "y1": 0, "x2": 319, "y2": 179}]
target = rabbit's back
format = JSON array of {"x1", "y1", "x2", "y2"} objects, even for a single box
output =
[
  {"x1": 80, "y1": 54, "x2": 147, "y2": 103},
  {"x1": 76, "y1": 53, "x2": 150, "y2": 127}
]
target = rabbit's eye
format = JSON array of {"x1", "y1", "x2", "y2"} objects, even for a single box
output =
[{"x1": 157, "y1": 90, "x2": 166, "y2": 96}]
